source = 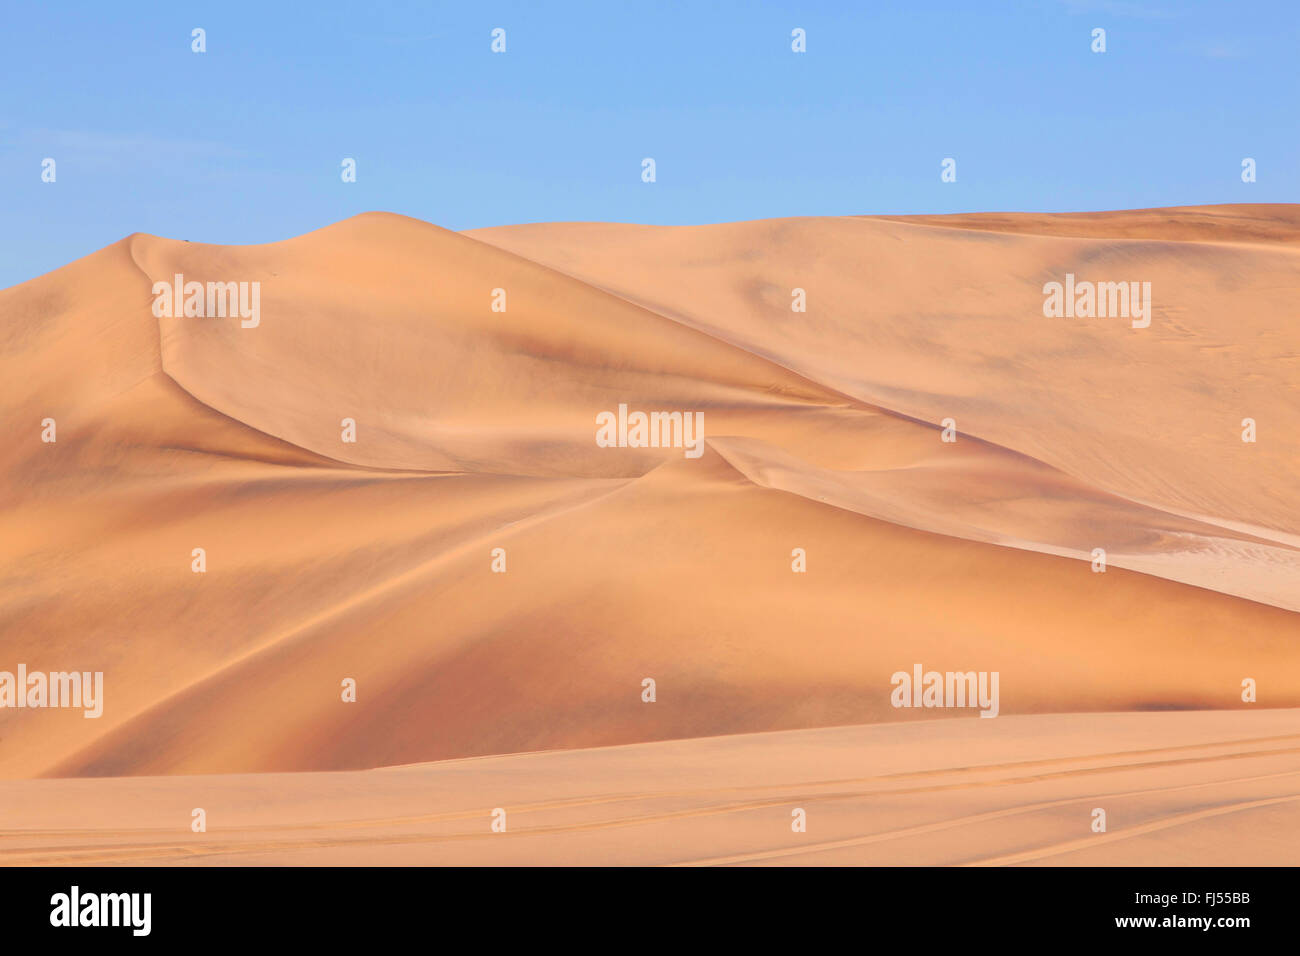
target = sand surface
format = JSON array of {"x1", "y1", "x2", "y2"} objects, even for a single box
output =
[
  {"x1": 0, "y1": 712, "x2": 1297, "y2": 866},
  {"x1": 1, "y1": 205, "x2": 1296, "y2": 863}
]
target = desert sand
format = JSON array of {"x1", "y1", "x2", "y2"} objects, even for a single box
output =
[
  {"x1": 1, "y1": 205, "x2": 1297, "y2": 864},
  {"x1": 0, "y1": 712, "x2": 1297, "y2": 865}
]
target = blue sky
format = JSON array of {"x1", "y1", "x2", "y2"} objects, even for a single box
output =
[{"x1": 1, "y1": 0, "x2": 1295, "y2": 288}]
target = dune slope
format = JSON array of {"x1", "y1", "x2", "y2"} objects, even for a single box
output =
[
  {"x1": 0, "y1": 206, "x2": 1297, "y2": 780},
  {"x1": 3, "y1": 711, "x2": 1299, "y2": 866}
]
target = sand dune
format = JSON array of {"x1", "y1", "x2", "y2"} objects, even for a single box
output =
[
  {"x1": 468, "y1": 208, "x2": 1300, "y2": 600},
  {"x1": 0, "y1": 205, "x2": 1297, "y2": 864},
  {"x1": 1, "y1": 711, "x2": 1297, "y2": 865}
]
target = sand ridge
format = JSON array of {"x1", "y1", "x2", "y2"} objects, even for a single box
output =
[{"x1": 1, "y1": 206, "x2": 1296, "y2": 790}]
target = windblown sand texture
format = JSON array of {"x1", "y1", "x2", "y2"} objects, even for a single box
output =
[{"x1": 1, "y1": 204, "x2": 1297, "y2": 864}]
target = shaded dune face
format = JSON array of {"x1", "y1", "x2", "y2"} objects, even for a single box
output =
[{"x1": 0, "y1": 206, "x2": 1297, "y2": 778}]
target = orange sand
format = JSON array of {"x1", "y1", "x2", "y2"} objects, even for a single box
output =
[{"x1": 1, "y1": 205, "x2": 1296, "y2": 863}]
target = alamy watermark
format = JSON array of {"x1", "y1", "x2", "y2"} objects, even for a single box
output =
[
  {"x1": 50, "y1": 886, "x2": 150, "y2": 936},
  {"x1": 596, "y1": 403, "x2": 704, "y2": 458},
  {"x1": 1043, "y1": 273, "x2": 1151, "y2": 329},
  {"x1": 0, "y1": 664, "x2": 103, "y2": 718},
  {"x1": 890, "y1": 663, "x2": 999, "y2": 718},
  {"x1": 151, "y1": 273, "x2": 260, "y2": 328}
]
